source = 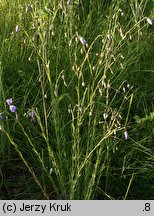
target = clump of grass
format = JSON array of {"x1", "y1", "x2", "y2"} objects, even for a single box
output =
[{"x1": 0, "y1": 0, "x2": 154, "y2": 199}]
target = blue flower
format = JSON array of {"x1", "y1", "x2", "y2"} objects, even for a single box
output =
[
  {"x1": 6, "y1": 98, "x2": 13, "y2": 106},
  {"x1": 80, "y1": 36, "x2": 86, "y2": 46},
  {"x1": 15, "y1": 25, "x2": 20, "y2": 32},
  {"x1": 9, "y1": 105, "x2": 17, "y2": 113},
  {"x1": 124, "y1": 131, "x2": 128, "y2": 140},
  {"x1": 6, "y1": 98, "x2": 17, "y2": 113},
  {"x1": 31, "y1": 110, "x2": 35, "y2": 119}
]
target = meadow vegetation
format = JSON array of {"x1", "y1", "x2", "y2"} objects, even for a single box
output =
[{"x1": 0, "y1": 0, "x2": 154, "y2": 199}]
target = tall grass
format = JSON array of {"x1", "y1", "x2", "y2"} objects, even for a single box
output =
[{"x1": 0, "y1": 0, "x2": 154, "y2": 199}]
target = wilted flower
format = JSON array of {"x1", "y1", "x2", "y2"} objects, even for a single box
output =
[
  {"x1": 107, "y1": 34, "x2": 112, "y2": 42},
  {"x1": 26, "y1": 4, "x2": 31, "y2": 13},
  {"x1": 107, "y1": 83, "x2": 110, "y2": 89},
  {"x1": 67, "y1": 0, "x2": 71, "y2": 5},
  {"x1": 6, "y1": 98, "x2": 13, "y2": 106},
  {"x1": 124, "y1": 131, "x2": 128, "y2": 140},
  {"x1": 119, "y1": 8, "x2": 124, "y2": 17},
  {"x1": 147, "y1": 18, "x2": 152, "y2": 25},
  {"x1": 9, "y1": 105, "x2": 17, "y2": 113},
  {"x1": 50, "y1": 168, "x2": 53, "y2": 175},
  {"x1": 103, "y1": 112, "x2": 107, "y2": 120},
  {"x1": 15, "y1": 25, "x2": 20, "y2": 32},
  {"x1": 0, "y1": 113, "x2": 3, "y2": 120},
  {"x1": 82, "y1": 81, "x2": 85, "y2": 87}
]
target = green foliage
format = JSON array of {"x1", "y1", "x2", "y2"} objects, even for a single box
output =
[{"x1": 0, "y1": 0, "x2": 154, "y2": 199}]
